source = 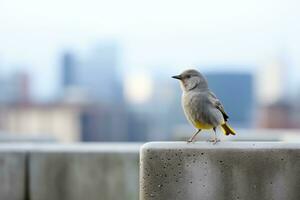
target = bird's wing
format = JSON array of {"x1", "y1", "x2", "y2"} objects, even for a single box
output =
[{"x1": 208, "y1": 91, "x2": 229, "y2": 121}]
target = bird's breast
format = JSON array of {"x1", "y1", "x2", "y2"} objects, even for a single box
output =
[{"x1": 181, "y1": 92, "x2": 213, "y2": 129}]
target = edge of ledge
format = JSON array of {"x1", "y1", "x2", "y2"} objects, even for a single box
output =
[
  {"x1": 140, "y1": 141, "x2": 300, "y2": 151},
  {"x1": 0, "y1": 143, "x2": 142, "y2": 153}
]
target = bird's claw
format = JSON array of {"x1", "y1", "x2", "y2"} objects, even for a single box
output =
[
  {"x1": 207, "y1": 138, "x2": 220, "y2": 145},
  {"x1": 187, "y1": 139, "x2": 196, "y2": 144}
]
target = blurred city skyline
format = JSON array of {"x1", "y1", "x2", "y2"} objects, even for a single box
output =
[
  {"x1": 1, "y1": 0, "x2": 300, "y2": 101},
  {"x1": 0, "y1": 0, "x2": 300, "y2": 143}
]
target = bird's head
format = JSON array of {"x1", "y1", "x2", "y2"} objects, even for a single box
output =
[{"x1": 172, "y1": 69, "x2": 208, "y2": 92}]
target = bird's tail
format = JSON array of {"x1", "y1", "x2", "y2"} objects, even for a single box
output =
[{"x1": 221, "y1": 123, "x2": 236, "y2": 136}]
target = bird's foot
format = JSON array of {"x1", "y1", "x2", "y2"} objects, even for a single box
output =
[
  {"x1": 187, "y1": 138, "x2": 196, "y2": 144},
  {"x1": 207, "y1": 138, "x2": 220, "y2": 145}
]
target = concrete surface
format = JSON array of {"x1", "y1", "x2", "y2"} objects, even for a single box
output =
[
  {"x1": 29, "y1": 143, "x2": 140, "y2": 200},
  {"x1": 140, "y1": 142, "x2": 300, "y2": 200},
  {"x1": 0, "y1": 147, "x2": 27, "y2": 200},
  {"x1": 0, "y1": 143, "x2": 140, "y2": 200}
]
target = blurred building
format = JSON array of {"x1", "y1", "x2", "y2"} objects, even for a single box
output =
[
  {"x1": 57, "y1": 42, "x2": 150, "y2": 142},
  {"x1": 126, "y1": 72, "x2": 186, "y2": 140},
  {"x1": 61, "y1": 42, "x2": 123, "y2": 104},
  {"x1": 126, "y1": 112, "x2": 149, "y2": 141},
  {"x1": 205, "y1": 71, "x2": 254, "y2": 128},
  {"x1": 0, "y1": 103, "x2": 80, "y2": 142},
  {"x1": 62, "y1": 52, "x2": 77, "y2": 88},
  {"x1": 256, "y1": 55, "x2": 289, "y2": 105},
  {"x1": 0, "y1": 102, "x2": 148, "y2": 142},
  {"x1": 254, "y1": 54, "x2": 300, "y2": 129},
  {"x1": 257, "y1": 101, "x2": 300, "y2": 129},
  {"x1": 147, "y1": 78, "x2": 186, "y2": 140},
  {"x1": 79, "y1": 103, "x2": 130, "y2": 141},
  {"x1": 0, "y1": 71, "x2": 30, "y2": 104}
]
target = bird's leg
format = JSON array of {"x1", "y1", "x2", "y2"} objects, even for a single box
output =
[
  {"x1": 187, "y1": 129, "x2": 201, "y2": 143},
  {"x1": 208, "y1": 127, "x2": 220, "y2": 144}
]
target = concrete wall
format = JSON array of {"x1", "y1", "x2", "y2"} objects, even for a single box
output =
[
  {"x1": 140, "y1": 142, "x2": 300, "y2": 200},
  {"x1": 0, "y1": 146, "x2": 27, "y2": 200},
  {"x1": 0, "y1": 143, "x2": 140, "y2": 200},
  {"x1": 2, "y1": 142, "x2": 300, "y2": 200}
]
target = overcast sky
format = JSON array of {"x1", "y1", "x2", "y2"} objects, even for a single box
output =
[{"x1": 0, "y1": 0, "x2": 300, "y2": 100}]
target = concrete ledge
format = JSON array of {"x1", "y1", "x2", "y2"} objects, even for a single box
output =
[
  {"x1": 29, "y1": 143, "x2": 140, "y2": 200},
  {"x1": 140, "y1": 142, "x2": 300, "y2": 200},
  {"x1": 0, "y1": 147, "x2": 27, "y2": 200},
  {"x1": 0, "y1": 143, "x2": 140, "y2": 200}
]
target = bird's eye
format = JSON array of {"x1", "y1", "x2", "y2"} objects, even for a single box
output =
[{"x1": 186, "y1": 75, "x2": 191, "y2": 78}]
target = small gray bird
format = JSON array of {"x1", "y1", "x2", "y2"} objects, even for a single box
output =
[{"x1": 172, "y1": 69, "x2": 236, "y2": 143}]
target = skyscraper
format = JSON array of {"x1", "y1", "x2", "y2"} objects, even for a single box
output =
[
  {"x1": 61, "y1": 41, "x2": 123, "y2": 104},
  {"x1": 60, "y1": 42, "x2": 131, "y2": 142},
  {"x1": 0, "y1": 71, "x2": 30, "y2": 104},
  {"x1": 62, "y1": 52, "x2": 76, "y2": 88}
]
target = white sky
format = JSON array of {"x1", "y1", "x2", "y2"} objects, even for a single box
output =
[{"x1": 0, "y1": 0, "x2": 300, "y2": 100}]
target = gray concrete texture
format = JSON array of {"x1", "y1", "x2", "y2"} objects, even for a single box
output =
[
  {"x1": 29, "y1": 143, "x2": 140, "y2": 200},
  {"x1": 0, "y1": 143, "x2": 140, "y2": 200},
  {"x1": 0, "y1": 147, "x2": 27, "y2": 200},
  {"x1": 140, "y1": 142, "x2": 300, "y2": 200}
]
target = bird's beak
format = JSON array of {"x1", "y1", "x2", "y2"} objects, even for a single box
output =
[{"x1": 172, "y1": 75, "x2": 182, "y2": 80}]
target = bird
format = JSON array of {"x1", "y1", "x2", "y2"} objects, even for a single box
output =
[{"x1": 172, "y1": 69, "x2": 236, "y2": 144}]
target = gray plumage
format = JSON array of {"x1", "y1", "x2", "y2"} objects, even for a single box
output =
[{"x1": 182, "y1": 90, "x2": 225, "y2": 128}]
